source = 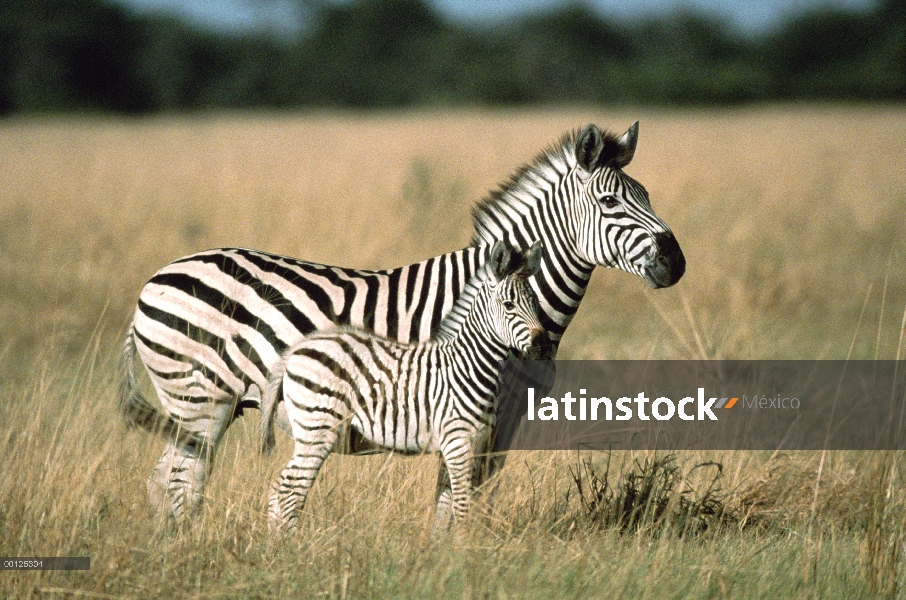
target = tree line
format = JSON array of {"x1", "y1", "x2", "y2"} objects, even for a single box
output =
[{"x1": 0, "y1": 0, "x2": 903, "y2": 114}]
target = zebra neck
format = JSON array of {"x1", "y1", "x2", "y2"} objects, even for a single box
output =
[
  {"x1": 432, "y1": 271, "x2": 508, "y2": 355},
  {"x1": 432, "y1": 262, "x2": 487, "y2": 341},
  {"x1": 438, "y1": 313, "x2": 509, "y2": 385},
  {"x1": 471, "y1": 235, "x2": 594, "y2": 343},
  {"x1": 470, "y1": 133, "x2": 575, "y2": 248},
  {"x1": 469, "y1": 158, "x2": 596, "y2": 340}
]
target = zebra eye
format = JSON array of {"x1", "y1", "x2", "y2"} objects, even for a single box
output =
[
  {"x1": 599, "y1": 194, "x2": 620, "y2": 209},
  {"x1": 503, "y1": 300, "x2": 516, "y2": 311}
]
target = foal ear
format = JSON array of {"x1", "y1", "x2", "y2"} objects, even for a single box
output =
[
  {"x1": 488, "y1": 241, "x2": 512, "y2": 280},
  {"x1": 524, "y1": 240, "x2": 544, "y2": 277},
  {"x1": 575, "y1": 124, "x2": 604, "y2": 172}
]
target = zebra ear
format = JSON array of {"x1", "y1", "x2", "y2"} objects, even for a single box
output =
[
  {"x1": 488, "y1": 241, "x2": 512, "y2": 280},
  {"x1": 613, "y1": 121, "x2": 639, "y2": 168},
  {"x1": 575, "y1": 124, "x2": 604, "y2": 172},
  {"x1": 524, "y1": 240, "x2": 544, "y2": 277}
]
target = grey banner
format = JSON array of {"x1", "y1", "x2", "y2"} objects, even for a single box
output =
[
  {"x1": 1, "y1": 557, "x2": 90, "y2": 570},
  {"x1": 494, "y1": 361, "x2": 906, "y2": 450}
]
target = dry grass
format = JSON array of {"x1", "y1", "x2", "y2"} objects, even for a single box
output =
[{"x1": 1, "y1": 105, "x2": 905, "y2": 597}]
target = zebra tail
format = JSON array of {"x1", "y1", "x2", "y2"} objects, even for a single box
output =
[
  {"x1": 118, "y1": 325, "x2": 199, "y2": 447},
  {"x1": 259, "y1": 354, "x2": 288, "y2": 455}
]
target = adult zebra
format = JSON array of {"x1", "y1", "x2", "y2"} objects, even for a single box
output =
[
  {"x1": 119, "y1": 121, "x2": 685, "y2": 526},
  {"x1": 265, "y1": 241, "x2": 547, "y2": 531}
]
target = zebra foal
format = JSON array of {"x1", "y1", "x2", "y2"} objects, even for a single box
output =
[{"x1": 261, "y1": 241, "x2": 547, "y2": 530}]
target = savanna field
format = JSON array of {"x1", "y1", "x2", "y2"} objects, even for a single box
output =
[{"x1": 1, "y1": 105, "x2": 905, "y2": 598}]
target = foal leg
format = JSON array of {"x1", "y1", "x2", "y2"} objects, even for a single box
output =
[
  {"x1": 432, "y1": 356, "x2": 557, "y2": 530},
  {"x1": 432, "y1": 434, "x2": 506, "y2": 532},
  {"x1": 269, "y1": 394, "x2": 345, "y2": 531},
  {"x1": 435, "y1": 432, "x2": 476, "y2": 534},
  {"x1": 269, "y1": 431, "x2": 339, "y2": 531}
]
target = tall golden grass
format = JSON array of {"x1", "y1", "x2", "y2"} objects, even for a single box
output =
[{"x1": 1, "y1": 106, "x2": 905, "y2": 597}]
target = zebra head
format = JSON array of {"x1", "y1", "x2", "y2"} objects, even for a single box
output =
[
  {"x1": 485, "y1": 240, "x2": 551, "y2": 359},
  {"x1": 573, "y1": 122, "x2": 685, "y2": 289}
]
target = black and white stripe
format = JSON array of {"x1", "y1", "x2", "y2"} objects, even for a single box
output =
[
  {"x1": 263, "y1": 242, "x2": 546, "y2": 530},
  {"x1": 119, "y1": 122, "x2": 685, "y2": 524}
]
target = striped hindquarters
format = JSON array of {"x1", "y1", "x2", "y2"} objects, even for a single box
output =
[{"x1": 131, "y1": 246, "x2": 482, "y2": 435}]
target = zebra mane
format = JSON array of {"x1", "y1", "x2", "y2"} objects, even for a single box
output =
[
  {"x1": 430, "y1": 266, "x2": 487, "y2": 342},
  {"x1": 470, "y1": 126, "x2": 623, "y2": 247}
]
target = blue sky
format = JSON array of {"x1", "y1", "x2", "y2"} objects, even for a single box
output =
[{"x1": 116, "y1": 0, "x2": 877, "y2": 35}]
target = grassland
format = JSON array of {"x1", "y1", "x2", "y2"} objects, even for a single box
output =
[{"x1": 1, "y1": 105, "x2": 905, "y2": 598}]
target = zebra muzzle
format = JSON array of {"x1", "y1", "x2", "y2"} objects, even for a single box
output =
[
  {"x1": 644, "y1": 231, "x2": 685, "y2": 288},
  {"x1": 521, "y1": 329, "x2": 553, "y2": 360}
]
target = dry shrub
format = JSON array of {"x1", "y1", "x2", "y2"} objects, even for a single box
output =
[{"x1": 563, "y1": 453, "x2": 734, "y2": 536}]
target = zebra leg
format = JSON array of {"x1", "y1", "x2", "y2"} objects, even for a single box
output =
[
  {"x1": 435, "y1": 435, "x2": 476, "y2": 533},
  {"x1": 431, "y1": 419, "x2": 503, "y2": 531},
  {"x1": 148, "y1": 440, "x2": 210, "y2": 524},
  {"x1": 146, "y1": 400, "x2": 234, "y2": 525},
  {"x1": 432, "y1": 435, "x2": 505, "y2": 532},
  {"x1": 432, "y1": 462, "x2": 454, "y2": 533},
  {"x1": 269, "y1": 426, "x2": 340, "y2": 531},
  {"x1": 433, "y1": 357, "x2": 557, "y2": 530},
  {"x1": 431, "y1": 424, "x2": 504, "y2": 532}
]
